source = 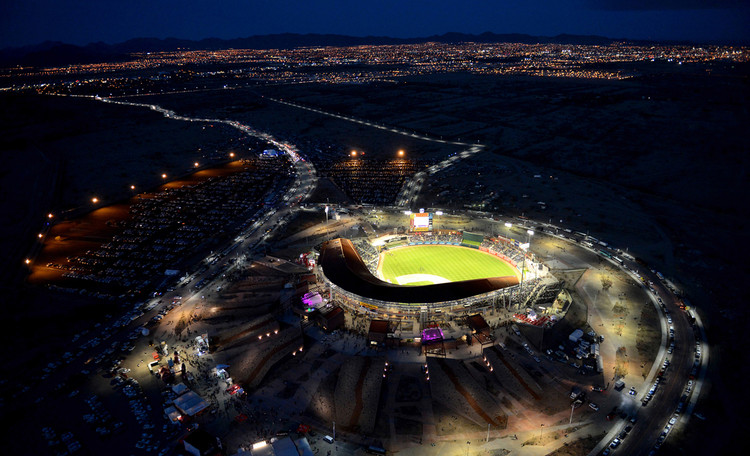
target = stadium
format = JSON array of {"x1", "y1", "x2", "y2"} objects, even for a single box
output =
[{"x1": 318, "y1": 225, "x2": 540, "y2": 318}]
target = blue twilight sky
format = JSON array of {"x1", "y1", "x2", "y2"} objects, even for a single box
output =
[{"x1": 1, "y1": 0, "x2": 749, "y2": 48}]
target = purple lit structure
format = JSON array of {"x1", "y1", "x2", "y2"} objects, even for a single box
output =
[
  {"x1": 302, "y1": 292, "x2": 323, "y2": 312},
  {"x1": 421, "y1": 327, "x2": 444, "y2": 343}
]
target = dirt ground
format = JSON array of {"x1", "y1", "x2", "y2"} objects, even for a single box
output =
[{"x1": 543, "y1": 431, "x2": 607, "y2": 456}]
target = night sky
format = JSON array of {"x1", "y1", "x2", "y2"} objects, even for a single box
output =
[{"x1": 2, "y1": 0, "x2": 749, "y2": 48}]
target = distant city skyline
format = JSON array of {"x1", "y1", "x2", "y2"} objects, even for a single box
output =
[{"x1": 2, "y1": 0, "x2": 749, "y2": 49}]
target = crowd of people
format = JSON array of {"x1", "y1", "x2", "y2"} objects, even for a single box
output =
[
  {"x1": 481, "y1": 238, "x2": 526, "y2": 266},
  {"x1": 408, "y1": 232, "x2": 463, "y2": 244},
  {"x1": 353, "y1": 239, "x2": 379, "y2": 271}
]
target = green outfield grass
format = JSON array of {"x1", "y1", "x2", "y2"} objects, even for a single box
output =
[{"x1": 379, "y1": 245, "x2": 519, "y2": 285}]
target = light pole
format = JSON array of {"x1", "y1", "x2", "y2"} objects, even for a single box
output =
[
  {"x1": 333, "y1": 421, "x2": 335, "y2": 441},
  {"x1": 487, "y1": 423, "x2": 490, "y2": 442},
  {"x1": 569, "y1": 402, "x2": 575, "y2": 424},
  {"x1": 324, "y1": 200, "x2": 330, "y2": 241},
  {"x1": 435, "y1": 210, "x2": 443, "y2": 232},
  {"x1": 540, "y1": 423, "x2": 544, "y2": 441},
  {"x1": 520, "y1": 229, "x2": 534, "y2": 291}
]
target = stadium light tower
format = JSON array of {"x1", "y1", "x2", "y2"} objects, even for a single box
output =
[
  {"x1": 435, "y1": 210, "x2": 443, "y2": 231},
  {"x1": 324, "y1": 203, "x2": 330, "y2": 240},
  {"x1": 520, "y1": 229, "x2": 534, "y2": 290}
]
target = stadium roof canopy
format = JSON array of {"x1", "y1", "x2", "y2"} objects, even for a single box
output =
[{"x1": 319, "y1": 238, "x2": 519, "y2": 304}]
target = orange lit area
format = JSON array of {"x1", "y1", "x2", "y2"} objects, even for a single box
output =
[
  {"x1": 28, "y1": 205, "x2": 128, "y2": 286},
  {"x1": 29, "y1": 160, "x2": 253, "y2": 288}
]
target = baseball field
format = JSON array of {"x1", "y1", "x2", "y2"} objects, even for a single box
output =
[{"x1": 378, "y1": 245, "x2": 519, "y2": 286}]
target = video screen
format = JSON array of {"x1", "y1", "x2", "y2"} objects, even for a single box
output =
[{"x1": 410, "y1": 212, "x2": 432, "y2": 231}]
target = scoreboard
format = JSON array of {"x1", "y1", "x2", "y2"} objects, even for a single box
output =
[{"x1": 410, "y1": 212, "x2": 433, "y2": 232}]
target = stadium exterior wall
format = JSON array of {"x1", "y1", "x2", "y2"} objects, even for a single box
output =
[{"x1": 327, "y1": 280, "x2": 518, "y2": 317}]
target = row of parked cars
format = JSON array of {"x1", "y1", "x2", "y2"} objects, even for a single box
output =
[
  {"x1": 83, "y1": 394, "x2": 125, "y2": 438},
  {"x1": 602, "y1": 422, "x2": 635, "y2": 454},
  {"x1": 42, "y1": 426, "x2": 82, "y2": 455}
]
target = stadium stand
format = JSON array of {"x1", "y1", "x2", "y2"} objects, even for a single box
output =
[{"x1": 319, "y1": 238, "x2": 518, "y2": 304}]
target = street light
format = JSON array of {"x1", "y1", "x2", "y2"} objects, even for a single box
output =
[
  {"x1": 91, "y1": 197, "x2": 99, "y2": 204},
  {"x1": 194, "y1": 162, "x2": 200, "y2": 167},
  {"x1": 519, "y1": 229, "x2": 534, "y2": 298},
  {"x1": 161, "y1": 173, "x2": 167, "y2": 179},
  {"x1": 569, "y1": 402, "x2": 575, "y2": 424},
  {"x1": 398, "y1": 149, "x2": 405, "y2": 156}
]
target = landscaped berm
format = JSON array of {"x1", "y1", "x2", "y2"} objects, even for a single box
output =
[{"x1": 378, "y1": 245, "x2": 519, "y2": 286}]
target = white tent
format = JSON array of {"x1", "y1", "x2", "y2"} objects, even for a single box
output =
[{"x1": 173, "y1": 391, "x2": 209, "y2": 417}]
